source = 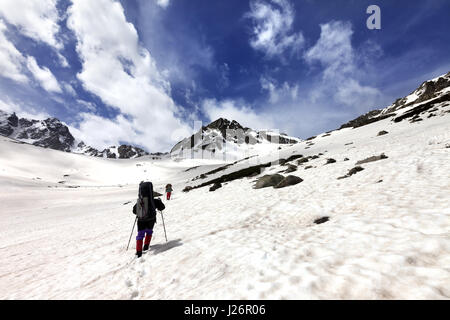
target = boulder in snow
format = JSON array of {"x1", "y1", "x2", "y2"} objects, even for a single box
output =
[
  {"x1": 254, "y1": 174, "x2": 284, "y2": 189},
  {"x1": 314, "y1": 217, "x2": 329, "y2": 224},
  {"x1": 284, "y1": 164, "x2": 298, "y2": 173},
  {"x1": 274, "y1": 175, "x2": 303, "y2": 189},
  {"x1": 355, "y1": 154, "x2": 388, "y2": 165}
]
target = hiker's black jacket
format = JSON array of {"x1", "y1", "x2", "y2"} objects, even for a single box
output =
[{"x1": 132, "y1": 198, "x2": 165, "y2": 221}]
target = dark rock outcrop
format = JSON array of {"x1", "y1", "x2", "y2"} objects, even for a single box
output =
[
  {"x1": 339, "y1": 110, "x2": 395, "y2": 129},
  {"x1": 209, "y1": 182, "x2": 222, "y2": 192},
  {"x1": 274, "y1": 175, "x2": 303, "y2": 189},
  {"x1": 355, "y1": 154, "x2": 388, "y2": 165},
  {"x1": 254, "y1": 174, "x2": 284, "y2": 189},
  {"x1": 284, "y1": 164, "x2": 298, "y2": 173},
  {"x1": 338, "y1": 166, "x2": 365, "y2": 179},
  {"x1": 0, "y1": 111, "x2": 75, "y2": 152},
  {"x1": 314, "y1": 217, "x2": 329, "y2": 224}
]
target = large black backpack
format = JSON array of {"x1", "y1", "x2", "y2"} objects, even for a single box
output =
[{"x1": 135, "y1": 181, "x2": 157, "y2": 221}]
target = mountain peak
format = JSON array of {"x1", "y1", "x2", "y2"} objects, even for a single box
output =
[{"x1": 206, "y1": 118, "x2": 247, "y2": 132}]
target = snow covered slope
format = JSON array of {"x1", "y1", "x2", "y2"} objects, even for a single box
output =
[{"x1": 0, "y1": 73, "x2": 449, "y2": 299}]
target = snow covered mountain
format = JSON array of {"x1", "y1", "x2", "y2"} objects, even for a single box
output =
[
  {"x1": 170, "y1": 117, "x2": 300, "y2": 160},
  {"x1": 72, "y1": 141, "x2": 162, "y2": 159},
  {"x1": 0, "y1": 111, "x2": 75, "y2": 152},
  {"x1": 0, "y1": 71, "x2": 449, "y2": 299},
  {"x1": 0, "y1": 110, "x2": 163, "y2": 159},
  {"x1": 339, "y1": 71, "x2": 450, "y2": 129}
]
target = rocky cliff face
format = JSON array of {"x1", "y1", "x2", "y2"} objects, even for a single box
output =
[
  {"x1": 0, "y1": 111, "x2": 157, "y2": 159},
  {"x1": 0, "y1": 111, "x2": 75, "y2": 152}
]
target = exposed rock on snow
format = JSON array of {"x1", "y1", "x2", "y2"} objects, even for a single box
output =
[
  {"x1": 254, "y1": 174, "x2": 284, "y2": 189},
  {"x1": 274, "y1": 175, "x2": 303, "y2": 189},
  {"x1": 209, "y1": 182, "x2": 222, "y2": 192},
  {"x1": 338, "y1": 166, "x2": 365, "y2": 179},
  {"x1": 378, "y1": 130, "x2": 389, "y2": 136},
  {"x1": 284, "y1": 164, "x2": 298, "y2": 173},
  {"x1": 355, "y1": 154, "x2": 388, "y2": 165},
  {"x1": 314, "y1": 217, "x2": 330, "y2": 224}
]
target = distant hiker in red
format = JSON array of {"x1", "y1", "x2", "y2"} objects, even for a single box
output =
[
  {"x1": 132, "y1": 181, "x2": 165, "y2": 258},
  {"x1": 165, "y1": 183, "x2": 173, "y2": 200}
]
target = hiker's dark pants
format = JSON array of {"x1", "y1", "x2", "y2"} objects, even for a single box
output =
[
  {"x1": 136, "y1": 219, "x2": 156, "y2": 240},
  {"x1": 136, "y1": 219, "x2": 155, "y2": 251}
]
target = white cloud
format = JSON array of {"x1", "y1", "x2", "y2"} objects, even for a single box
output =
[
  {"x1": 136, "y1": 0, "x2": 215, "y2": 88},
  {"x1": 202, "y1": 98, "x2": 274, "y2": 131},
  {"x1": 156, "y1": 0, "x2": 170, "y2": 9},
  {"x1": 68, "y1": 113, "x2": 135, "y2": 150},
  {"x1": 0, "y1": 97, "x2": 50, "y2": 120},
  {"x1": 218, "y1": 63, "x2": 230, "y2": 90},
  {"x1": 67, "y1": 0, "x2": 190, "y2": 152},
  {"x1": 260, "y1": 76, "x2": 298, "y2": 103},
  {"x1": 57, "y1": 52, "x2": 69, "y2": 68},
  {"x1": 0, "y1": 19, "x2": 28, "y2": 83},
  {"x1": 63, "y1": 82, "x2": 77, "y2": 96},
  {"x1": 304, "y1": 21, "x2": 381, "y2": 111},
  {"x1": 76, "y1": 99, "x2": 96, "y2": 112},
  {"x1": 26, "y1": 56, "x2": 62, "y2": 93},
  {"x1": 246, "y1": 0, "x2": 304, "y2": 59},
  {"x1": 0, "y1": 0, "x2": 62, "y2": 50},
  {"x1": 305, "y1": 21, "x2": 354, "y2": 79}
]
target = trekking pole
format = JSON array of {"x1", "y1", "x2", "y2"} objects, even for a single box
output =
[
  {"x1": 159, "y1": 210, "x2": 168, "y2": 242},
  {"x1": 126, "y1": 217, "x2": 138, "y2": 251}
]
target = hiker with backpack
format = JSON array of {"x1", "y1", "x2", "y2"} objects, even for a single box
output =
[
  {"x1": 132, "y1": 181, "x2": 165, "y2": 258},
  {"x1": 165, "y1": 183, "x2": 173, "y2": 200}
]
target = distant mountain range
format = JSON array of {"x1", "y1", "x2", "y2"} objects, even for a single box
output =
[
  {"x1": 1, "y1": 71, "x2": 449, "y2": 159},
  {"x1": 0, "y1": 111, "x2": 162, "y2": 159}
]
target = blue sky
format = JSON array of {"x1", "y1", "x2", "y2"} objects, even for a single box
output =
[{"x1": 0, "y1": 0, "x2": 449, "y2": 152}]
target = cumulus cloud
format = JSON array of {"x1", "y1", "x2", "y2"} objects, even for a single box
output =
[
  {"x1": 246, "y1": 0, "x2": 304, "y2": 59},
  {"x1": 202, "y1": 98, "x2": 274, "y2": 131},
  {"x1": 244, "y1": 20, "x2": 384, "y2": 139},
  {"x1": 68, "y1": 113, "x2": 136, "y2": 150},
  {"x1": 66, "y1": 0, "x2": 190, "y2": 152},
  {"x1": 0, "y1": 20, "x2": 28, "y2": 83},
  {"x1": 0, "y1": 97, "x2": 51, "y2": 120},
  {"x1": 26, "y1": 56, "x2": 62, "y2": 93},
  {"x1": 260, "y1": 76, "x2": 298, "y2": 104},
  {"x1": 304, "y1": 21, "x2": 355, "y2": 80},
  {"x1": 0, "y1": 0, "x2": 62, "y2": 49},
  {"x1": 304, "y1": 21, "x2": 381, "y2": 111}
]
